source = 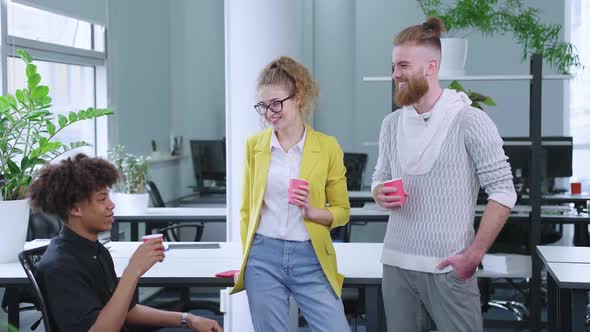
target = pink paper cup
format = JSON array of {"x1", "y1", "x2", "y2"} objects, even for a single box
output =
[
  {"x1": 288, "y1": 178, "x2": 309, "y2": 205},
  {"x1": 383, "y1": 178, "x2": 409, "y2": 205},
  {"x1": 142, "y1": 234, "x2": 164, "y2": 250}
]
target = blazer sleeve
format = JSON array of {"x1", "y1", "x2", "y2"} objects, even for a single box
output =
[
  {"x1": 239, "y1": 138, "x2": 253, "y2": 250},
  {"x1": 325, "y1": 136, "x2": 351, "y2": 230}
]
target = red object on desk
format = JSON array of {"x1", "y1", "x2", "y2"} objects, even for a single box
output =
[
  {"x1": 215, "y1": 270, "x2": 240, "y2": 278},
  {"x1": 571, "y1": 182, "x2": 582, "y2": 195}
]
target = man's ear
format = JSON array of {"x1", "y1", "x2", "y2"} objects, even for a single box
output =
[
  {"x1": 425, "y1": 58, "x2": 438, "y2": 76},
  {"x1": 70, "y1": 203, "x2": 83, "y2": 218}
]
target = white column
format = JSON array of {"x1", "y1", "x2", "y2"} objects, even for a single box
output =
[
  {"x1": 225, "y1": 0, "x2": 304, "y2": 242},
  {"x1": 223, "y1": 2, "x2": 304, "y2": 330}
]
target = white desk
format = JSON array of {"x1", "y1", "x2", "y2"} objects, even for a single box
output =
[
  {"x1": 0, "y1": 242, "x2": 386, "y2": 331},
  {"x1": 537, "y1": 246, "x2": 590, "y2": 332},
  {"x1": 112, "y1": 207, "x2": 227, "y2": 241},
  {"x1": 537, "y1": 246, "x2": 590, "y2": 265}
]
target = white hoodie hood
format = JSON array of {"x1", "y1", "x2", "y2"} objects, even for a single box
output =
[{"x1": 396, "y1": 88, "x2": 472, "y2": 175}]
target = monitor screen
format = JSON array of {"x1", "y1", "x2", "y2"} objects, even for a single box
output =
[
  {"x1": 502, "y1": 137, "x2": 573, "y2": 179},
  {"x1": 190, "y1": 140, "x2": 226, "y2": 189}
]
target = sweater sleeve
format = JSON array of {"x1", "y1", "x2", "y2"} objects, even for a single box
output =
[
  {"x1": 463, "y1": 109, "x2": 517, "y2": 209},
  {"x1": 372, "y1": 114, "x2": 395, "y2": 192}
]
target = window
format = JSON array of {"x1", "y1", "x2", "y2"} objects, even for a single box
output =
[
  {"x1": 7, "y1": 1, "x2": 104, "y2": 51},
  {"x1": 568, "y1": 0, "x2": 590, "y2": 187},
  {"x1": 7, "y1": 58, "x2": 96, "y2": 158},
  {"x1": 2, "y1": 0, "x2": 108, "y2": 158}
]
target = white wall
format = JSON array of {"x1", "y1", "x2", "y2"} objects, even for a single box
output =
[
  {"x1": 107, "y1": 0, "x2": 225, "y2": 204},
  {"x1": 310, "y1": 0, "x2": 567, "y2": 189},
  {"x1": 170, "y1": 0, "x2": 226, "y2": 201},
  {"x1": 107, "y1": 0, "x2": 171, "y2": 157}
]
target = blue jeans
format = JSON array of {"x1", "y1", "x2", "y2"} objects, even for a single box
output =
[{"x1": 244, "y1": 234, "x2": 349, "y2": 332}]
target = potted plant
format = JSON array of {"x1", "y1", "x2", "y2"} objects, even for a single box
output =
[
  {"x1": 0, "y1": 50, "x2": 112, "y2": 263},
  {"x1": 418, "y1": 0, "x2": 581, "y2": 75},
  {"x1": 448, "y1": 80, "x2": 496, "y2": 111},
  {"x1": 109, "y1": 145, "x2": 150, "y2": 214}
]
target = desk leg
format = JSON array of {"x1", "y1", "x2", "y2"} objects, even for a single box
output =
[
  {"x1": 560, "y1": 288, "x2": 572, "y2": 332},
  {"x1": 572, "y1": 224, "x2": 590, "y2": 247},
  {"x1": 365, "y1": 285, "x2": 385, "y2": 332},
  {"x1": 547, "y1": 272, "x2": 558, "y2": 332},
  {"x1": 571, "y1": 289, "x2": 587, "y2": 332},
  {"x1": 111, "y1": 221, "x2": 119, "y2": 241},
  {"x1": 131, "y1": 222, "x2": 139, "y2": 241},
  {"x1": 6, "y1": 287, "x2": 19, "y2": 329}
]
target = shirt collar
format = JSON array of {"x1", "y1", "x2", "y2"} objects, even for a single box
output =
[
  {"x1": 270, "y1": 127, "x2": 307, "y2": 152},
  {"x1": 59, "y1": 225, "x2": 101, "y2": 256}
]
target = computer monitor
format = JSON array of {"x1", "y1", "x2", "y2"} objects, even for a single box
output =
[
  {"x1": 502, "y1": 137, "x2": 573, "y2": 178},
  {"x1": 190, "y1": 139, "x2": 226, "y2": 193},
  {"x1": 502, "y1": 137, "x2": 572, "y2": 194}
]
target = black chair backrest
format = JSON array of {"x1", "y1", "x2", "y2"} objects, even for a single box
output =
[
  {"x1": 343, "y1": 153, "x2": 368, "y2": 191},
  {"x1": 145, "y1": 180, "x2": 166, "y2": 208},
  {"x1": 27, "y1": 213, "x2": 63, "y2": 241},
  {"x1": 18, "y1": 245, "x2": 55, "y2": 332}
]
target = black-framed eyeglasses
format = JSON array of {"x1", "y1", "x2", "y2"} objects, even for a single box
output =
[{"x1": 253, "y1": 95, "x2": 294, "y2": 116}]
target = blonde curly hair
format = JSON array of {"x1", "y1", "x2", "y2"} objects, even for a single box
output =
[{"x1": 257, "y1": 56, "x2": 319, "y2": 122}]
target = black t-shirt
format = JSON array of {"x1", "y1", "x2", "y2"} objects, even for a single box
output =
[{"x1": 37, "y1": 226, "x2": 137, "y2": 332}]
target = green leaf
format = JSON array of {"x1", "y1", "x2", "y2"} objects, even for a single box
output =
[
  {"x1": 24, "y1": 110, "x2": 48, "y2": 121},
  {"x1": 46, "y1": 120, "x2": 56, "y2": 136},
  {"x1": 15, "y1": 89, "x2": 26, "y2": 105},
  {"x1": 68, "y1": 111, "x2": 78, "y2": 122},
  {"x1": 449, "y1": 80, "x2": 465, "y2": 92},
  {"x1": 40, "y1": 96, "x2": 52, "y2": 105},
  {"x1": 6, "y1": 159, "x2": 20, "y2": 175},
  {"x1": 30, "y1": 85, "x2": 49, "y2": 99},
  {"x1": 0, "y1": 96, "x2": 10, "y2": 111},
  {"x1": 58, "y1": 114, "x2": 68, "y2": 128},
  {"x1": 20, "y1": 156, "x2": 29, "y2": 170},
  {"x1": 482, "y1": 97, "x2": 496, "y2": 106},
  {"x1": 70, "y1": 141, "x2": 91, "y2": 149},
  {"x1": 26, "y1": 63, "x2": 37, "y2": 78},
  {"x1": 28, "y1": 73, "x2": 41, "y2": 90},
  {"x1": 40, "y1": 141, "x2": 62, "y2": 154},
  {"x1": 6, "y1": 95, "x2": 18, "y2": 110},
  {"x1": 11, "y1": 147, "x2": 24, "y2": 155},
  {"x1": 16, "y1": 49, "x2": 33, "y2": 64}
]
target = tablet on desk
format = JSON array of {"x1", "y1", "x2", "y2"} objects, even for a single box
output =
[{"x1": 167, "y1": 243, "x2": 221, "y2": 250}]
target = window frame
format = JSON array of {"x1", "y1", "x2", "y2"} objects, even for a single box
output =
[{"x1": 0, "y1": 0, "x2": 108, "y2": 157}]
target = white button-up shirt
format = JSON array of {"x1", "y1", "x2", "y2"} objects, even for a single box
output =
[{"x1": 256, "y1": 128, "x2": 310, "y2": 241}]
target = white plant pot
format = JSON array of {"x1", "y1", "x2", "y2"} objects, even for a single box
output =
[
  {"x1": 440, "y1": 38, "x2": 468, "y2": 77},
  {"x1": 0, "y1": 199, "x2": 30, "y2": 263},
  {"x1": 111, "y1": 193, "x2": 149, "y2": 215}
]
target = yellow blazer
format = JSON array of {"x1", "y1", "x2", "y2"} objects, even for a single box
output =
[{"x1": 230, "y1": 126, "x2": 350, "y2": 297}]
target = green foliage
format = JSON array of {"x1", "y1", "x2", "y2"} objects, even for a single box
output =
[
  {"x1": 418, "y1": 0, "x2": 582, "y2": 74},
  {"x1": 0, "y1": 319, "x2": 19, "y2": 332},
  {"x1": 109, "y1": 145, "x2": 149, "y2": 194},
  {"x1": 0, "y1": 50, "x2": 113, "y2": 200},
  {"x1": 449, "y1": 80, "x2": 496, "y2": 110}
]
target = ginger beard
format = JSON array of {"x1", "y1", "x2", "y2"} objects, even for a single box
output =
[{"x1": 394, "y1": 72, "x2": 429, "y2": 107}]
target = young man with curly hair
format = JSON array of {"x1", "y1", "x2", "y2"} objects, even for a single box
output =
[{"x1": 29, "y1": 153, "x2": 222, "y2": 332}]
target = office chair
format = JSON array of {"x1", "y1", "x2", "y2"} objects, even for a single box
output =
[
  {"x1": 2, "y1": 213, "x2": 62, "y2": 330},
  {"x1": 18, "y1": 245, "x2": 54, "y2": 332},
  {"x1": 145, "y1": 181, "x2": 204, "y2": 241},
  {"x1": 332, "y1": 153, "x2": 368, "y2": 243},
  {"x1": 143, "y1": 181, "x2": 219, "y2": 315},
  {"x1": 475, "y1": 214, "x2": 563, "y2": 322}
]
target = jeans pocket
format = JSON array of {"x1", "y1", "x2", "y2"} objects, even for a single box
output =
[{"x1": 252, "y1": 234, "x2": 264, "y2": 246}]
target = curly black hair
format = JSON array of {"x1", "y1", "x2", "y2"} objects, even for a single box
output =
[{"x1": 28, "y1": 153, "x2": 119, "y2": 222}]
